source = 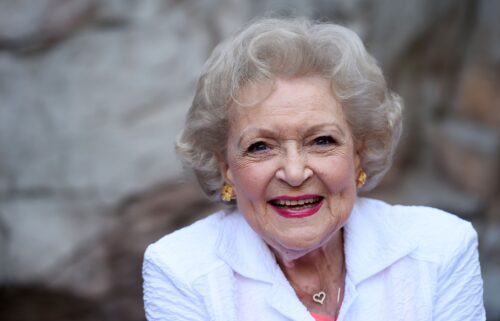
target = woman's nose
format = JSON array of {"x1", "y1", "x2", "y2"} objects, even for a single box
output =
[{"x1": 275, "y1": 148, "x2": 313, "y2": 187}]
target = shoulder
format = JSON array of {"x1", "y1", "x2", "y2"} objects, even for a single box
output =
[
  {"x1": 143, "y1": 210, "x2": 227, "y2": 282},
  {"x1": 142, "y1": 212, "x2": 232, "y2": 320},
  {"x1": 358, "y1": 198, "x2": 478, "y2": 263},
  {"x1": 393, "y1": 202, "x2": 477, "y2": 263},
  {"x1": 350, "y1": 198, "x2": 485, "y2": 319}
]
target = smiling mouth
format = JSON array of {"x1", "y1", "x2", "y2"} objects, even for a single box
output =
[
  {"x1": 267, "y1": 195, "x2": 325, "y2": 218},
  {"x1": 269, "y1": 196, "x2": 324, "y2": 209}
]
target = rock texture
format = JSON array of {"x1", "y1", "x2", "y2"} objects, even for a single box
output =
[{"x1": 1, "y1": 0, "x2": 499, "y2": 320}]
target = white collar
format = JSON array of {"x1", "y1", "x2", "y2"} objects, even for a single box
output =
[
  {"x1": 215, "y1": 210, "x2": 311, "y2": 319},
  {"x1": 343, "y1": 198, "x2": 417, "y2": 284},
  {"x1": 216, "y1": 210, "x2": 280, "y2": 283}
]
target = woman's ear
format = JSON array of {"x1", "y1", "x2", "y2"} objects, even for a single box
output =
[
  {"x1": 354, "y1": 151, "x2": 361, "y2": 173},
  {"x1": 354, "y1": 141, "x2": 364, "y2": 173},
  {"x1": 217, "y1": 154, "x2": 234, "y2": 185}
]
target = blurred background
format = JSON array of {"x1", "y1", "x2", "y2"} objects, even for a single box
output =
[{"x1": 0, "y1": 0, "x2": 498, "y2": 320}]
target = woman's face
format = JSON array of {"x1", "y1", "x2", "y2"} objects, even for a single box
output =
[{"x1": 221, "y1": 76, "x2": 360, "y2": 259}]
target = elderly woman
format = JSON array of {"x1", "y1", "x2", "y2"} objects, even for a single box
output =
[{"x1": 142, "y1": 17, "x2": 485, "y2": 321}]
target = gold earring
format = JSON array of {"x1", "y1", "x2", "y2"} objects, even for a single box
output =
[
  {"x1": 356, "y1": 170, "x2": 367, "y2": 188},
  {"x1": 221, "y1": 183, "x2": 235, "y2": 202}
]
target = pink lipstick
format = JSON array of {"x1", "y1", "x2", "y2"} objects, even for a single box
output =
[{"x1": 269, "y1": 195, "x2": 324, "y2": 218}]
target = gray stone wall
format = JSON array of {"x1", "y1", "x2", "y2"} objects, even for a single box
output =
[{"x1": 1, "y1": 0, "x2": 499, "y2": 319}]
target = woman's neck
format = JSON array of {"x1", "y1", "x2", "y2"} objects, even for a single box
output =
[
  {"x1": 272, "y1": 229, "x2": 346, "y2": 317},
  {"x1": 274, "y1": 229, "x2": 344, "y2": 271}
]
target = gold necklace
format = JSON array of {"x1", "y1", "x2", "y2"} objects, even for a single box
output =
[
  {"x1": 290, "y1": 281, "x2": 343, "y2": 319},
  {"x1": 287, "y1": 254, "x2": 345, "y2": 318},
  {"x1": 312, "y1": 287, "x2": 341, "y2": 305}
]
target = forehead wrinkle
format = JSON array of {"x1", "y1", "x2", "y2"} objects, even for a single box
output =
[{"x1": 229, "y1": 77, "x2": 350, "y2": 146}]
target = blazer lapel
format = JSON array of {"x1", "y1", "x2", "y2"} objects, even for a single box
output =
[
  {"x1": 216, "y1": 211, "x2": 278, "y2": 283},
  {"x1": 266, "y1": 266, "x2": 316, "y2": 321},
  {"x1": 343, "y1": 198, "x2": 418, "y2": 286},
  {"x1": 216, "y1": 211, "x2": 314, "y2": 321}
]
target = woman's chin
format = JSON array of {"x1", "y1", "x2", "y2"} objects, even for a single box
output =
[{"x1": 269, "y1": 233, "x2": 327, "y2": 259}]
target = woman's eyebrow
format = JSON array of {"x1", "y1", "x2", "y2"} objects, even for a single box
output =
[
  {"x1": 237, "y1": 128, "x2": 276, "y2": 146},
  {"x1": 304, "y1": 123, "x2": 346, "y2": 136}
]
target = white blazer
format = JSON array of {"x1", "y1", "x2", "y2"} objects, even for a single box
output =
[{"x1": 142, "y1": 198, "x2": 485, "y2": 321}]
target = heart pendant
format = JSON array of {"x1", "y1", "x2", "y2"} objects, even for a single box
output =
[{"x1": 312, "y1": 291, "x2": 326, "y2": 305}]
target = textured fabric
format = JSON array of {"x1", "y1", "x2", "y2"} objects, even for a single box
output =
[{"x1": 142, "y1": 197, "x2": 486, "y2": 321}]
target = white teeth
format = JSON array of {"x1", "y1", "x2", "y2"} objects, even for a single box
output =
[{"x1": 274, "y1": 197, "x2": 320, "y2": 207}]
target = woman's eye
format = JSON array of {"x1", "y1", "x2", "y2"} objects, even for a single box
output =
[
  {"x1": 247, "y1": 141, "x2": 268, "y2": 153},
  {"x1": 313, "y1": 136, "x2": 335, "y2": 146}
]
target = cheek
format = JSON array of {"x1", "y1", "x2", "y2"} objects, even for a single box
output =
[
  {"x1": 314, "y1": 157, "x2": 356, "y2": 192},
  {"x1": 230, "y1": 163, "x2": 273, "y2": 201}
]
